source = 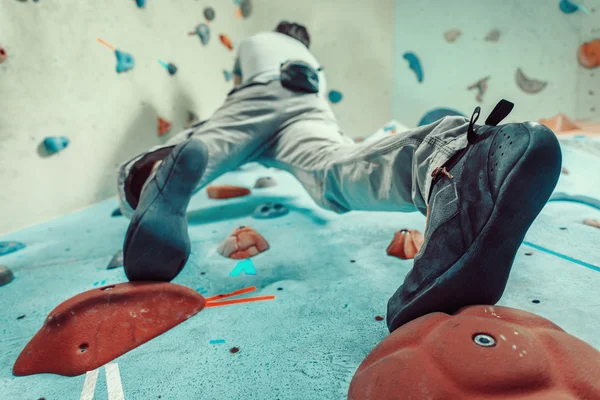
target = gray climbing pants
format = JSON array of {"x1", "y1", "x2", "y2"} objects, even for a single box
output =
[{"x1": 117, "y1": 80, "x2": 471, "y2": 218}]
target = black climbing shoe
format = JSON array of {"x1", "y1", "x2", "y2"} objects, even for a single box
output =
[
  {"x1": 123, "y1": 139, "x2": 209, "y2": 282},
  {"x1": 386, "y1": 101, "x2": 562, "y2": 332}
]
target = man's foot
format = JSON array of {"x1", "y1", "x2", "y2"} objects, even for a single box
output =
[
  {"x1": 123, "y1": 139, "x2": 209, "y2": 281},
  {"x1": 387, "y1": 106, "x2": 562, "y2": 332}
]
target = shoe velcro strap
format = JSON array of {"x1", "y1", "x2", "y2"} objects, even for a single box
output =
[{"x1": 485, "y1": 99, "x2": 514, "y2": 126}]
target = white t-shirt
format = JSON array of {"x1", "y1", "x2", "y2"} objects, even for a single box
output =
[{"x1": 234, "y1": 31, "x2": 327, "y2": 95}]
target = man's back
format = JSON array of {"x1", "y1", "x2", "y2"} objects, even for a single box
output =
[{"x1": 236, "y1": 31, "x2": 327, "y2": 95}]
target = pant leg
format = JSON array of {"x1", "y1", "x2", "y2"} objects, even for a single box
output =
[
  {"x1": 259, "y1": 100, "x2": 471, "y2": 214},
  {"x1": 117, "y1": 81, "x2": 295, "y2": 218}
]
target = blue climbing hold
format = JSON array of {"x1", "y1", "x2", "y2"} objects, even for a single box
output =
[
  {"x1": 115, "y1": 49, "x2": 135, "y2": 73},
  {"x1": 136, "y1": 0, "x2": 146, "y2": 8},
  {"x1": 167, "y1": 63, "x2": 177, "y2": 76},
  {"x1": 0, "y1": 241, "x2": 26, "y2": 257},
  {"x1": 233, "y1": 0, "x2": 241, "y2": 5},
  {"x1": 223, "y1": 70, "x2": 233, "y2": 82},
  {"x1": 328, "y1": 90, "x2": 343, "y2": 104},
  {"x1": 559, "y1": 0, "x2": 580, "y2": 13},
  {"x1": 229, "y1": 259, "x2": 257, "y2": 276},
  {"x1": 43, "y1": 136, "x2": 69, "y2": 154},
  {"x1": 403, "y1": 52, "x2": 423, "y2": 83},
  {"x1": 209, "y1": 339, "x2": 226, "y2": 344},
  {"x1": 418, "y1": 108, "x2": 466, "y2": 126},
  {"x1": 383, "y1": 124, "x2": 396, "y2": 132},
  {"x1": 195, "y1": 24, "x2": 211, "y2": 46},
  {"x1": 253, "y1": 203, "x2": 289, "y2": 219}
]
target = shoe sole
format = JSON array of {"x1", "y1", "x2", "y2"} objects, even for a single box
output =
[
  {"x1": 123, "y1": 140, "x2": 208, "y2": 281},
  {"x1": 389, "y1": 123, "x2": 562, "y2": 330}
]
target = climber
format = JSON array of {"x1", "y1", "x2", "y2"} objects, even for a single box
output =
[{"x1": 116, "y1": 21, "x2": 562, "y2": 333}]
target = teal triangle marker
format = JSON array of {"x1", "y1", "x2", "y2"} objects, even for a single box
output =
[{"x1": 229, "y1": 259, "x2": 257, "y2": 276}]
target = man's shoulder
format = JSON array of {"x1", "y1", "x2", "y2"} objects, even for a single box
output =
[{"x1": 241, "y1": 31, "x2": 292, "y2": 46}]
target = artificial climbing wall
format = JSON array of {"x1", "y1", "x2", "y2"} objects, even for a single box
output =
[
  {"x1": 392, "y1": 0, "x2": 600, "y2": 126},
  {"x1": 0, "y1": 0, "x2": 394, "y2": 235}
]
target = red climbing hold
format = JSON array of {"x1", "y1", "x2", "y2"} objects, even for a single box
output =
[
  {"x1": 386, "y1": 229, "x2": 424, "y2": 260},
  {"x1": 219, "y1": 34, "x2": 234, "y2": 51},
  {"x1": 207, "y1": 185, "x2": 250, "y2": 199},
  {"x1": 217, "y1": 226, "x2": 269, "y2": 259},
  {"x1": 348, "y1": 305, "x2": 600, "y2": 400},
  {"x1": 0, "y1": 47, "x2": 7, "y2": 64},
  {"x1": 158, "y1": 117, "x2": 171, "y2": 137},
  {"x1": 13, "y1": 282, "x2": 205, "y2": 377}
]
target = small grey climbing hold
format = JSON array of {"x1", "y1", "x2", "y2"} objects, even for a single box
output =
[
  {"x1": 253, "y1": 203, "x2": 289, "y2": 219},
  {"x1": 515, "y1": 68, "x2": 547, "y2": 94},
  {"x1": 240, "y1": 0, "x2": 252, "y2": 18},
  {"x1": 107, "y1": 250, "x2": 124, "y2": 269},
  {"x1": 254, "y1": 177, "x2": 277, "y2": 189},
  {"x1": 484, "y1": 29, "x2": 501, "y2": 42},
  {"x1": 203, "y1": 7, "x2": 215, "y2": 21},
  {"x1": 0, "y1": 265, "x2": 14, "y2": 286}
]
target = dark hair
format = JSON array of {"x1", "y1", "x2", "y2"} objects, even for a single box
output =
[{"x1": 275, "y1": 21, "x2": 311, "y2": 48}]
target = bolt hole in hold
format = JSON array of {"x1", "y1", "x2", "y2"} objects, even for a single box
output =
[
  {"x1": 473, "y1": 333, "x2": 496, "y2": 347},
  {"x1": 559, "y1": 227, "x2": 567, "y2": 230},
  {"x1": 101, "y1": 285, "x2": 115, "y2": 291},
  {"x1": 17, "y1": 315, "x2": 26, "y2": 320},
  {"x1": 78, "y1": 343, "x2": 89, "y2": 353},
  {"x1": 532, "y1": 299, "x2": 541, "y2": 304},
  {"x1": 277, "y1": 287, "x2": 283, "y2": 291}
]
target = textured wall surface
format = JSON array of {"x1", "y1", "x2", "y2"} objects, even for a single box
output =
[
  {"x1": 0, "y1": 140, "x2": 599, "y2": 399},
  {"x1": 0, "y1": 0, "x2": 394, "y2": 234},
  {"x1": 392, "y1": 0, "x2": 600, "y2": 126}
]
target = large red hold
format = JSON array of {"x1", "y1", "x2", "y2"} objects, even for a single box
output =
[
  {"x1": 13, "y1": 282, "x2": 205, "y2": 377},
  {"x1": 348, "y1": 305, "x2": 600, "y2": 400}
]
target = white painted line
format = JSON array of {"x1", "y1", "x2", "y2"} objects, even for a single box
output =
[
  {"x1": 80, "y1": 369, "x2": 99, "y2": 400},
  {"x1": 105, "y1": 363, "x2": 125, "y2": 400}
]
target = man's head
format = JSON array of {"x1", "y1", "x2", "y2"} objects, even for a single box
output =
[{"x1": 275, "y1": 21, "x2": 311, "y2": 48}]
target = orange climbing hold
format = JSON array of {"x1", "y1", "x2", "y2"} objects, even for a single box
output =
[
  {"x1": 158, "y1": 117, "x2": 171, "y2": 137},
  {"x1": 577, "y1": 39, "x2": 600, "y2": 69},
  {"x1": 217, "y1": 226, "x2": 269, "y2": 259},
  {"x1": 583, "y1": 218, "x2": 600, "y2": 229},
  {"x1": 348, "y1": 305, "x2": 600, "y2": 400},
  {"x1": 539, "y1": 113, "x2": 580, "y2": 133},
  {"x1": 219, "y1": 34, "x2": 234, "y2": 51},
  {"x1": 207, "y1": 185, "x2": 251, "y2": 199},
  {"x1": 386, "y1": 229, "x2": 424, "y2": 260},
  {"x1": 13, "y1": 282, "x2": 206, "y2": 377}
]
